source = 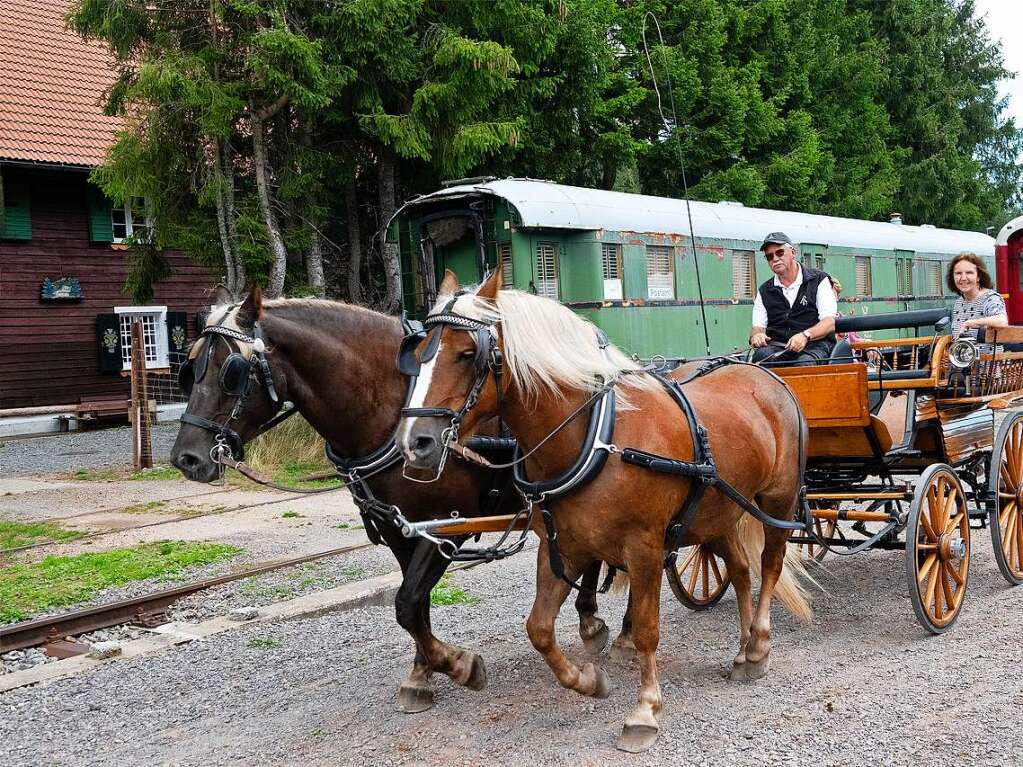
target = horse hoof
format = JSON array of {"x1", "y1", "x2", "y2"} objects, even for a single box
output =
[
  {"x1": 728, "y1": 661, "x2": 747, "y2": 682},
  {"x1": 581, "y1": 622, "x2": 609, "y2": 654},
  {"x1": 746, "y1": 656, "x2": 770, "y2": 680},
  {"x1": 398, "y1": 684, "x2": 434, "y2": 713},
  {"x1": 585, "y1": 663, "x2": 611, "y2": 699},
  {"x1": 616, "y1": 724, "x2": 659, "y2": 753},
  {"x1": 609, "y1": 639, "x2": 636, "y2": 662},
  {"x1": 464, "y1": 653, "x2": 488, "y2": 691}
]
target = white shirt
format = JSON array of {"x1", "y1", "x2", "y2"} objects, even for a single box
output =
[{"x1": 751, "y1": 265, "x2": 837, "y2": 330}]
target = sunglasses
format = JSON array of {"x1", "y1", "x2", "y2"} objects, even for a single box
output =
[{"x1": 764, "y1": 248, "x2": 788, "y2": 261}]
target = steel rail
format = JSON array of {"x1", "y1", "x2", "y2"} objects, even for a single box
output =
[{"x1": 0, "y1": 542, "x2": 372, "y2": 654}]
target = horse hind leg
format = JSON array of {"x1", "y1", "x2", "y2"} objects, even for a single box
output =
[
  {"x1": 610, "y1": 585, "x2": 636, "y2": 661},
  {"x1": 527, "y1": 547, "x2": 611, "y2": 700},
  {"x1": 575, "y1": 561, "x2": 610, "y2": 654},
  {"x1": 713, "y1": 531, "x2": 755, "y2": 681}
]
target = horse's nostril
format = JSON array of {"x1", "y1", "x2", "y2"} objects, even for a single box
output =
[
  {"x1": 174, "y1": 452, "x2": 200, "y2": 471},
  {"x1": 412, "y1": 435, "x2": 437, "y2": 457}
]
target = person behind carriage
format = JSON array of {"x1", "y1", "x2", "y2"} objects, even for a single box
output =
[{"x1": 749, "y1": 232, "x2": 837, "y2": 366}]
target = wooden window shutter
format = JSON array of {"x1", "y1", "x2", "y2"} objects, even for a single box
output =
[
  {"x1": 95, "y1": 313, "x2": 123, "y2": 372},
  {"x1": 732, "y1": 250, "x2": 755, "y2": 299},
  {"x1": 1, "y1": 183, "x2": 32, "y2": 241},
  {"x1": 88, "y1": 186, "x2": 114, "y2": 243},
  {"x1": 535, "y1": 242, "x2": 559, "y2": 300},
  {"x1": 601, "y1": 243, "x2": 623, "y2": 300},
  {"x1": 166, "y1": 311, "x2": 189, "y2": 358},
  {"x1": 497, "y1": 242, "x2": 513, "y2": 288},
  {"x1": 855, "y1": 256, "x2": 872, "y2": 296}
]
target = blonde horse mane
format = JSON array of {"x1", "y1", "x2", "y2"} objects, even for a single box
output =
[{"x1": 444, "y1": 288, "x2": 659, "y2": 406}]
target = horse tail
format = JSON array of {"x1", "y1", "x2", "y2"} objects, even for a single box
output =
[{"x1": 736, "y1": 515, "x2": 814, "y2": 623}]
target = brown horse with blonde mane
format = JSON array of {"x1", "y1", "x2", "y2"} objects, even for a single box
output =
[{"x1": 399, "y1": 270, "x2": 812, "y2": 752}]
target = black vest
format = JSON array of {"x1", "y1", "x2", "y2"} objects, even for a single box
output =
[{"x1": 759, "y1": 267, "x2": 836, "y2": 343}]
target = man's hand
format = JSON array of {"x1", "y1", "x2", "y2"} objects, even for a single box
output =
[
  {"x1": 750, "y1": 331, "x2": 769, "y2": 348},
  {"x1": 785, "y1": 332, "x2": 809, "y2": 353}
]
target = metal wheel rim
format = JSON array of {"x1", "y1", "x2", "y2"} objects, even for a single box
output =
[
  {"x1": 906, "y1": 464, "x2": 970, "y2": 634},
  {"x1": 988, "y1": 412, "x2": 1023, "y2": 585},
  {"x1": 666, "y1": 544, "x2": 730, "y2": 610}
]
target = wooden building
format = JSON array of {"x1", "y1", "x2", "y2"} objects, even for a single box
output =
[{"x1": 0, "y1": 0, "x2": 213, "y2": 410}]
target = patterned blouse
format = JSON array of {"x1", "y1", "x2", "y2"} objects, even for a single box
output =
[{"x1": 951, "y1": 289, "x2": 1007, "y2": 339}]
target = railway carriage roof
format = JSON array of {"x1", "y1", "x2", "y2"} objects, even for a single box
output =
[{"x1": 396, "y1": 178, "x2": 994, "y2": 256}]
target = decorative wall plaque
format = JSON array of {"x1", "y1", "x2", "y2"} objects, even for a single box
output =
[{"x1": 41, "y1": 277, "x2": 82, "y2": 301}]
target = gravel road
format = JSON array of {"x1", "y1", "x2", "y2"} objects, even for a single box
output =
[
  {"x1": 0, "y1": 423, "x2": 180, "y2": 475},
  {"x1": 2, "y1": 533, "x2": 1021, "y2": 766}
]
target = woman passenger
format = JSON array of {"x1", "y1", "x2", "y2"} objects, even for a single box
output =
[{"x1": 947, "y1": 253, "x2": 1008, "y2": 337}]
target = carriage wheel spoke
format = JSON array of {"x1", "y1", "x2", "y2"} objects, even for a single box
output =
[
  {"x1": 918, "y1": 504, "x2": 938, "y2": 542},
  {"x1": 709, "y1": 554, "x2": 724, "y2": 587},
  {"x1": 947, "y1": 559, "x2": 965, "y2": 586},
  {"x1": 923, "y1": 559, "x2": 940, "y2": 615},
  {"x1": 687, "y1": 550, "x2": 702, "y2": 595},
  {"x1": 1016, "y1": 513, "x2": 1023, "y2": 573},
  {"x1": 1004, "y1": 510, "x2": 1018, "y2": 560},
  {"x1": 701, "y1": 555, "x2": 710, "y2": 597},
  {"x1": 940, "y1": 564, "x2": 956, "y2": 614},
  {"x1": 946, "y1": 512, "x2": 964, "y2": 535},
  {"x1": 917, "y1": 553, "x2": 938, "y2": 584},
  {"x1": 678, "y1": 546, "x2": 699, "y2": 575}
]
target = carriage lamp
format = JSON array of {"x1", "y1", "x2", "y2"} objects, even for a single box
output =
[{"x1": 948, "y1": 338, "x2": 979, "y2": 369}]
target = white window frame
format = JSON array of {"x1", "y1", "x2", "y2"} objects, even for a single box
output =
[
  {"x1": 111, "y1": 199, "x2": 152, "y2": 244},
  {"x1": 731, "y1": 250, "x2": 756, "y2": 299},
  {"x1": 601, "y1": 243, "x2": 623, "y2": 300},
  {"x1": 114, "y1": 305, "x2": 168, "y2": 370},
  {"x1": 646, "y1": 244, "x2": 675, "y2": 300},
  {"x1": 535, "y1": 241, "x2": 560, "y2": 300}
]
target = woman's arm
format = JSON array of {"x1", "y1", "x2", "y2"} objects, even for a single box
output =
[{"x1": 961, "y1": 313, "x2": 1008, "y2": 329}]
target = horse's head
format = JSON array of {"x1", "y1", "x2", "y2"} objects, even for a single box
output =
[
  {"x1": 171, "y1": 285, "x2": 284, "y2": 482},
  {"x1": 398, "y1": 269, "x2": 504, "y2": 474}
]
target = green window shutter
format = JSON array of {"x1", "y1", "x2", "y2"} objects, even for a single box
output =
[
  {"x1": 96, "y1": 313, "x2": 123, "y2": 372},
  {"x1": 2, "y1": 184, "x2": 32, "y2": 241},
  {"x1": 88, "y1": 186, "x2": 114, "y2": 243}
]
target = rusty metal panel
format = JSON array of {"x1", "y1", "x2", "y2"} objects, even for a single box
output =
[{"x1": 937, "y1": 405, "x2": 993, "y2": 463}]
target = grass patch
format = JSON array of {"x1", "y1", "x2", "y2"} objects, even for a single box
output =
[
  {"x1": 430, "y1": 575, "x2": 478, "y2": 607},
  {"x1": 72, "y1": 468, "x2": 119, "y2": 482},
  {"x1": 0, "y1": 540, "x2": 241, "y2": 623},
  {"x1": 123, "y1": 500, "x2": 168, "y2": 515},
  {"x1": 240, "y1": 416, "x2": 342, "y2": 491},
  {"x1": 281, "y1": 511, "x2": 303, "y2": 519},
  {"x1": 0, "y1": 521, "x2": 83, "y2": 552},
  {"x1": 129, "y1": 465, "x2": 182, "y2": 481},
  {"x1": 247, "y1": 637, "x2": 281, "y2": 649}
]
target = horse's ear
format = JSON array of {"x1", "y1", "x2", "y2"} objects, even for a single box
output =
[
  {"x1": 212, "y1": 283, "x2": 235, "y2": 306},
  {"x1": 236, "y1": 284, "x2": 263, "y2": 329},
  {"x1": 477, "y1": 267, "x2": 501, "y2": 300},
  {"x1": 438, "y1": 269, "x2": 459, "y2": 296}
]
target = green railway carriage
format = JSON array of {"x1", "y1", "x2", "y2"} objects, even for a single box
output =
[{"x1": 389, "y1": 178, "x2": 996, "y2": 357}]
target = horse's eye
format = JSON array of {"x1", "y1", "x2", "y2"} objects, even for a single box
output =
[{"x1": 457, "y1": 349, "x2": 476, "y2": 363}]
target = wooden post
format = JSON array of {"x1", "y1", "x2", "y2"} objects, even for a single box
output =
[{"x1": 130, "y1": 321, "x2": 153, "y2": 470}]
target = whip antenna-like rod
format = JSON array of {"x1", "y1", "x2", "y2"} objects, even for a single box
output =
[{"x1": 642, "y1": 12, "x2": 711, "y2": 355}]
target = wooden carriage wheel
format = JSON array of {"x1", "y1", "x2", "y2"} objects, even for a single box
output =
[
  {"x1": 795, "y1": 510, "x2": 837, "y2": 562},
  {"x1": 665, "y1": 544, "x2": 730, "y2": 610},
  {"x1": 906, "y1": 464, "x2": 971, "y2": 634},
  {"x1": 988, "y1": 412, "x2": 1023, "y2": 585}
]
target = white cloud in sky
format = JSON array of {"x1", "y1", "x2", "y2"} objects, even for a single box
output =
[{"x1": 972, "y1": 0, "x2": 1022, "y2": 126}]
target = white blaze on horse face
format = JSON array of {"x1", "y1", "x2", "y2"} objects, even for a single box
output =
[{"x1": 399, "y1": 338, "x2": 443, "y2": 460}]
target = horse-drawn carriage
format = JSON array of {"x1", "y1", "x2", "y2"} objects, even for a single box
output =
[{"x1": 666, "y1": 308, "x2": 1023, "y2": 633}]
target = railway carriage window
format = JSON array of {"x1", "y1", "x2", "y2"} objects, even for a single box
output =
[
  {"x1": 114, "y1": 305, "x2": 169, "y2": 370},
  {"x1": 534, "y1": 241, "x2": 560, "y2": 300},
  {"x1": 646, "y1": 245, "x2": 675, "y2": 300},
  {"x1": 815, "y1": 254, "x2": 826, "y2": 272},
  {"x1": 601, "y1": 243, "x2": 623, "y2": 300},
  {"x1": 855, "y1": 256, "x2": 872, "y2": 296},
  {"x1": 897, "y1": 258, "x2": 914, "y2": 296},
  {"x1": 731, "y1": 250, "x2": 756, "y2": 299},
  {"x1": 497, "y1": 242, "x2": 513, "y2": 288}
]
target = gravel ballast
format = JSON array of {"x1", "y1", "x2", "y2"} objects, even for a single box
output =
[{"x1": 2, "y1": 536, "x2": 1021, "y2": 767}]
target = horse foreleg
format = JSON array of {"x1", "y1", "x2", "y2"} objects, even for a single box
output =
[
  {"x1": 394, "y1": 538, "x2": 487, "y2": 712},
  {"x1": 715, "y1": 533, "x2": 755, "y2": 681},
  {"x1": 527, "y1": 547, "x2": 611, "y2": 699},
  {"x1": 575, "y1": 561, "x2": 609, "y2": 653},
  {"x1": 616, "y1": 554, "x2": 663, "y2": 753},
  {"x1": 744, "y1": 525, "x2": 789, "y2": 680}
]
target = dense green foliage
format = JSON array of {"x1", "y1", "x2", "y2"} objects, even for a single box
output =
[{"x1": 68, "y1": 0, "x2": 1021, "y2": 302}]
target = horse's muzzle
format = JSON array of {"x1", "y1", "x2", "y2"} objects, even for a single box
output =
[
  {"x1": 399, "y1": 420, "x2": 446, "y2": 472},
  {"x1": 170, "y1": 446, "x2": 220, "y2": 483}
]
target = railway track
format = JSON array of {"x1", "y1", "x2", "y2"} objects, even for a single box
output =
[{"x1": 0, "y1": 542, "x2": 374, "y2": 655}]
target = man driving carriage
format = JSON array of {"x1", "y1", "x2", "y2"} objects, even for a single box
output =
[{"x1": 749, "y1": 232, "x2": 837, "y2": 365}]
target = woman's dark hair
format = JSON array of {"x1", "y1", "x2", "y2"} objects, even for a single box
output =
[{"x1": 946, "y1": 252, "x2": 994, "y2": 295}]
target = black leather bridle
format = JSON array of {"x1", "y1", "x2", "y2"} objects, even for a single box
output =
[{"x1": 178, "y1": 321, "x2": 292, "y2": 461}]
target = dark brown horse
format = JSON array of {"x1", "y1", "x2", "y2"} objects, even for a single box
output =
[
  {"x1": 170, "y1": 286, "x2": 614, "y2": 711},
  {"x1": 399, "y1": 270, "x2": 812, "y2": 752}
]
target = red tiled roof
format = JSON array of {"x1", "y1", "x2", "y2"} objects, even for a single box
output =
[{"x1": 0, "y1": 0, "x2": 122, "y2": 166}]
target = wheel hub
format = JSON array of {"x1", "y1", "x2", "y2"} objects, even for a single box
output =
[{"x1": 938, "y1": 533, "x2": 966, "y2": 563}]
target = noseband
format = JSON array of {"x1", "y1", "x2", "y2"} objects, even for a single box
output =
[{"x1": 178, "y1": 321, "x2": 285, "y2": 461}]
